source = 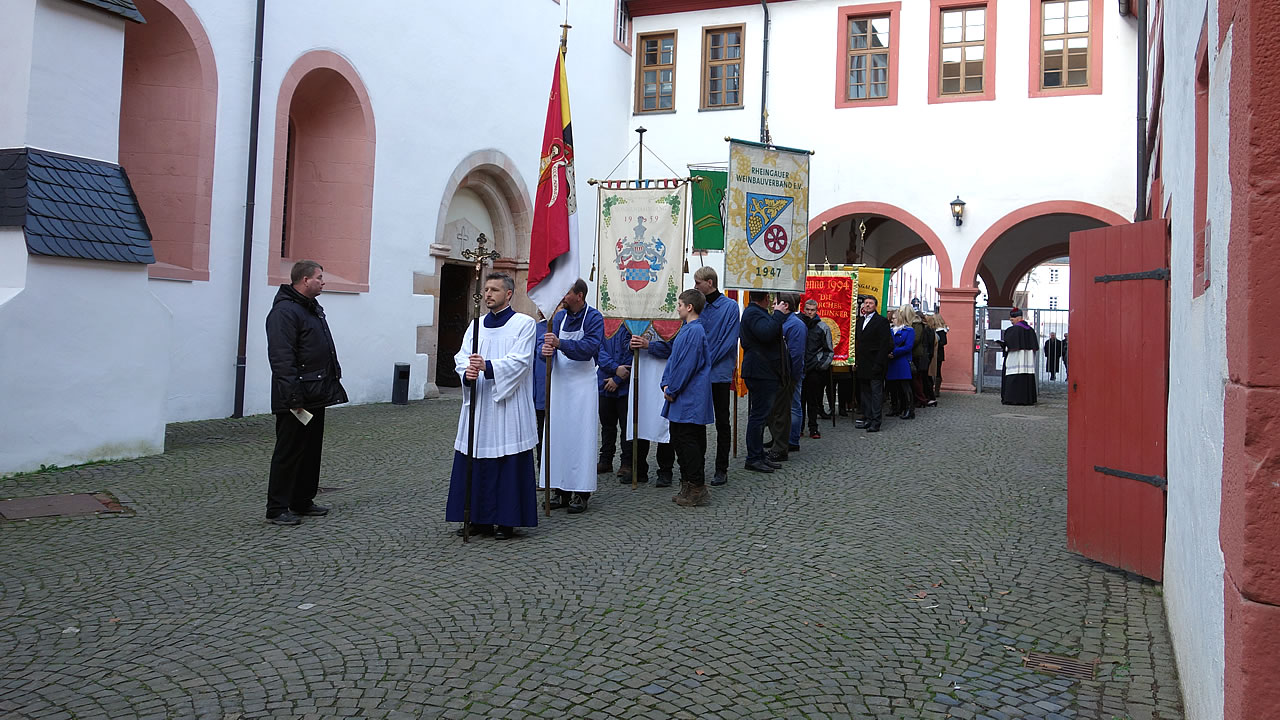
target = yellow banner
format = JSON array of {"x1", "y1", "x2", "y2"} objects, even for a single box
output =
[
  {"x1": 856, "y1": 267, "x2": 892, "y2": 316},
  {"x1": 724, "y1": 140, "x2": 811, "y2": 292}
]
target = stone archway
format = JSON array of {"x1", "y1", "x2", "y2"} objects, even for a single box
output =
[{"x1": 416, "y1": 150, "x2": 532, "y2": 397}]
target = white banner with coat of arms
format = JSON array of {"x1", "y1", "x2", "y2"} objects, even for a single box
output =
[
  {"x1": 595, "y1": 182, "x2": 688, "y2": 330},
  {"x1": 724, "y1": 139, "x2": 811, "y2": 292}
]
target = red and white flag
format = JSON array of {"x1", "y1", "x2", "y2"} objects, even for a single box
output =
[{"x1": 527, "y1": 47, "x2": 579, "y2": 317}]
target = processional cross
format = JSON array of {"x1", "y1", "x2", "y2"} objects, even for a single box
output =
[{"x1": 458, "y1": 233, "x2": 500, "y2": 543}]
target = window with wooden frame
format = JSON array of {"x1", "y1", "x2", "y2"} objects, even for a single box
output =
[
  {"x1": 940, "y1": 6, "x2": 986, "y2": 94},
  {"x1": 614, "y1": 0, "x2": 632, "y2": 53},
  {"x1": 1040, "y1": 0, "x2": 1089, "y2": 88},
  {"x1": 701, "y1": 25, "x2": 744, "y2": 109},
  {"x1": 636, "y1": 32, "x2": 676, "y2": 112},
  {"x1": 847, "y1": 14, "x2": 891, "y2": 100}
]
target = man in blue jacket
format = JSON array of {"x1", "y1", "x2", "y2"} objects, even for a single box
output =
[
  {"x1": 662, "y1": 290, "x2": 715, "y2": 507},
  {"x1": 694, "y1": 267, "x2": 740, "y2": 486},
  {"x1": 739, "y1": 291, "x2": 787, "y2": 473}
]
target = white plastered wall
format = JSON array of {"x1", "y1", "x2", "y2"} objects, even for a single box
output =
[
  {"x1": 628, "y1": 0, "x2": 1138, "y2": 286},
  {"x1": 0, "y1": 0, "x2": 172, "y2": 474},
  {"x1": 1159, "y1": 0, "x2": 1228, "y2": 716}
]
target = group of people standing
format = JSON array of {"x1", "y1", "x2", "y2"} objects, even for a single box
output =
[
  {"x1": 844, "y1": 298, "x2": 949, "y2": 433},
  {"x1": 259, "y1": 259, "x2": 948, "y2": 541}
]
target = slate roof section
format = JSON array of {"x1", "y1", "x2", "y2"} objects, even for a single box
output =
[
  {"x1": 65, "y1": 0, "x2": 146, "y2": 23},
  {"x1": 0, "y1": 148, "x2": 155, "y2": 264}
]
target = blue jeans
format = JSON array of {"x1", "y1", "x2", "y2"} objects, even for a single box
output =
[
  {"x1": 788, "y1": 376, "x2": 804, "y2": 445},
  {"x1": 744, "y1": 376, "x2": 779, "y2": 464}
]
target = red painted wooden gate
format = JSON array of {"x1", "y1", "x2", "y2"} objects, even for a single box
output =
[{"x1": 1066, "y1": 220, "x2": 1170, "y2": 581}]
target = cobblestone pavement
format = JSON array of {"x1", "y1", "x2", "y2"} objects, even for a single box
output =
[{"x1": 0, "y1": 391, "x2": 1183, "y2": 720}]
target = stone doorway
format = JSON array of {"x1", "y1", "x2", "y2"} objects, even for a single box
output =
[{"x1": 435, "y1": 264, "x2": 471, "y2": 388}]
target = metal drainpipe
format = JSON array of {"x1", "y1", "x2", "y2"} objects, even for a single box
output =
[
  {"x1": 1135, "y1": 0, "x2": 1149, "y2": 221},
  {"x1": 232, "y1": 0, "x2": 267, "y2": 418},
  {"x1": 760, "y1": 0, "x2": 770, "y2": 144}
]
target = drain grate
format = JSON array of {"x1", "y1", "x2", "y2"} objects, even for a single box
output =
[
  {"x1": 0, "y1": 492, "x2": 128, "y2": 520},
  {"x1": 1023, "y1": 652, "x2": 1097, "y2": 680}
]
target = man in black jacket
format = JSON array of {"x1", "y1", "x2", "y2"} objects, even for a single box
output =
[
  {"x1": 853, "y1": 295, "x2": 892, "y2": 432},
  {"x1": 265, "y1": 260, "x2": 349, "y2": 526},
  {"x1": 739, "y1": 291, "x2": 787, "y2": 473}
]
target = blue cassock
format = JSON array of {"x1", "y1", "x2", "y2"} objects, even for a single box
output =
[
  {"x1": 700, "y1": 290, "x2": 741, "y2": 384},
  {"x1": 446, "y1": 306, "x2": 538, "y2": 528},
  {"x1": 660, "y1": 318, "x2": 714, "y2": 424},
  {"x1": 533, "y1": 319, "x2": 547, "y2": 411},
  {"x1": 597, "y1": 324, "x2": 632, "y2": 397},
  {"x1": 782, "y1": 312, "x2": 806, "y2": 385}
]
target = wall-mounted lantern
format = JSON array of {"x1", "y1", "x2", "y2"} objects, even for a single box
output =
[{"x1": 950, "y1": 196, "x2": 966, "y2": 227}]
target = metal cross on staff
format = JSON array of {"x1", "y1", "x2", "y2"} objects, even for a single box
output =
[{"x1": 459, "y1": 232, "x2": 500, "y2": 543}]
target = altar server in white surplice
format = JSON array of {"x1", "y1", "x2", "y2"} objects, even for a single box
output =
[
  {"x1": 541, "y1": 278, "x2": 604, "y2": 514},
  {"x1": 446, "y1": 273, "x2": 539, "y2": 540}
]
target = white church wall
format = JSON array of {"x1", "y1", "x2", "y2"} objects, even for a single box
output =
[
  {"x1": 142, "y1": 0, "x2": 634, "y2": 420},
  {"x1": 26, "y1": 0, "x2": 125, "y2": 162},
  {"x1": 1160, "y1": 1, "x2": 1228, "y2": 717},
  {"x1": 0, "y1": 256, "x2": 171, "y2": 474},
  {"x1": 0, "y1": 0, "x2": 37, "y2": 150},
  {"x1": 629, "y1": 0, "x2": 1138, "y2": 286}
]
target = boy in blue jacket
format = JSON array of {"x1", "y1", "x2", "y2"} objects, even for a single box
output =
[{"x1": 661, "y1": 289, "x2": 715, "y2": 507}]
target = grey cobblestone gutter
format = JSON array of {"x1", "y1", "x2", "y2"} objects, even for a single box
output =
[{"x1": 0, "y1": 392, "x2": 1182, "y2": 719}]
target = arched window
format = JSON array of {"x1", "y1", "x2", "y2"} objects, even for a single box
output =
[
  {"x1": 268, "y1": 52, "x2": 375, "y2": 292},
  {"x1": 119, "y1": 0, "x2": 217, "y2": 282}
]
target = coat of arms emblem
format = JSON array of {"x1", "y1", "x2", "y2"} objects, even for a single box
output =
[
  {"x1": 746, "y1": 192, "x2": 795, "y2": 261},
  {"x1": 614, "y1": 217, "x2": 667, "y2": 292}
]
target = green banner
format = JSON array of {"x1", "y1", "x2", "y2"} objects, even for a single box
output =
[{"x1": 691, "y1": 170, "x2": 726, "y2": 250}]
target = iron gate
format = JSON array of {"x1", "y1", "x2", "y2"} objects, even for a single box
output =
[{"x1": 974, "y1": 306, "x2": 1071, "y2": 394}]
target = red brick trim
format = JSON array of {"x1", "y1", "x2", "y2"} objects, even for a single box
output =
[
  {"x1": 808, "y1": 201, "x2": 953, "y2": 286},
  {"x1": 960, "y1": 200, "x2": 1127, "y2": 287}
]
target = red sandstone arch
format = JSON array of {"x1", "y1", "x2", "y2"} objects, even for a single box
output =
[
  {"x1": 810, "y1": 202, "x2": 954, "y2": 287},
  {"x1": 960, "y1": 201, "x2": 1128, "y2": 288},
  {"x1": 267, "y1": 51, "x2": 376, "y2": 292},
  {"x1": 883, "y1": 243, "x2": 935, "y2": 271},
  {"x1": 120, "y1": 0, "x2": 217, "y2": 282}
]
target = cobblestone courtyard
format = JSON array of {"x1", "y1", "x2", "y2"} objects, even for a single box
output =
[{"x1": 0, "y1": 391, "x2": 1182, "y2": 719}]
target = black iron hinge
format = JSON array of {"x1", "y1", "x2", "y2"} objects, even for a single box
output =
[
  {"x1": 1094, "y1": 465, "x2": 1167, "y2": 489},
  {"x1": 1094, "y1": 268, "x2": 1170, "y2": 283}
]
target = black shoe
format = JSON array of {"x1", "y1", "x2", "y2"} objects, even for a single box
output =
[
  {"x1": 567, "y1": 493, "x2": 588, "y2": 514},
  {"x1": 456, "y1": 523, "x2": 494, "y2": 537},
  {"x1": 710, "y1": 470, "x2": 727, "y2": 486},
  {"x1": 744, "y1": 461, "x2": 774, "y2": 473},
  {"x1": 267, "y1": 511, "x2": 301, "y2": 526},
  {"x1": 654, "y1": 471, "x2": 673, "y2": 488},
  {"x1": 788, "y1": 444, "x2": 800, "y2": 452},
  {"x1": 866, "y1": 425, "x2": 881, "y2": 433},
  {"x1": 763, "y1": 458, "x2": 783, "y2": 469},
  {"x1": 493, "y1": 526, "x2": 515, "y2": 540},
  {"x1": 548, "y1": 491, "x2": 569, "y2": 510},
  {"x1": 596, "y1": 461, "x2": 612, "y2": 474},
  {"x1": 926, "y1": 400, "x2": 937, "y2": 407},
  {"x1": 292, "y1": 503, "x2": 329, "y2": 517},
  {"x1": 766, "y1": 452, "x2": 788, "y2": 463},
  {"x1": 854, "y1": 420, "x2": 869, "y2": 429},
  {"x1": 838, "y1": 409, "x2": 848, "y2": 417}
]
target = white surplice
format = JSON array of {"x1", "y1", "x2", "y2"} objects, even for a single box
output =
[
  {"x1": 453, "y1": 311, "x2": 538, "y2": 458},
  {"x1": 625, "y1": 351, "x2": 670, "y2": 444},
  {"x1": 543, "y1": 314, "x2": 599, "y2": 493}
]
